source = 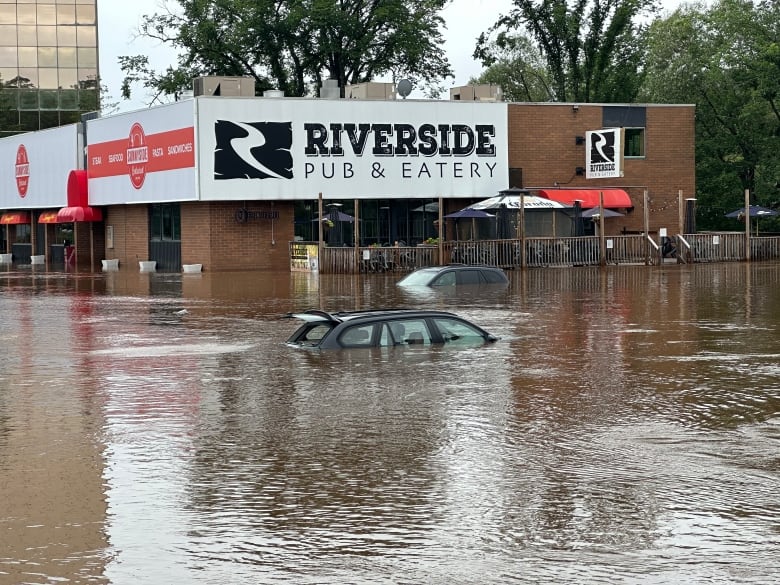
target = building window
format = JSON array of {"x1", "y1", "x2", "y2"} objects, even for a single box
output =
[
  {"x1": 150, "y1": 204, "x2": 181, "y2": 242},
  {"x1": 624, "y1": 127, "x2": 645, "y2": 158}
]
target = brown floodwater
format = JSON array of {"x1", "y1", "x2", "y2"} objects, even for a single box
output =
[{"x1": 0, "y1": 263, "x2": 778, "y2": 584}]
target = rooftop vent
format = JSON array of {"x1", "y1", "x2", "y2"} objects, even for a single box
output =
[
  {"x1": 449, "y1": 84, "x2": 503, "y2": 102},
  {"x1": 344, "y1": 82, "x2": 396, "y2": 100},
  {"x1": 193, "y1": 76, "x2": 255, "y2": 97},
  {"x1": 320, "y1": 79, "x2": 341, "y2": 99}
]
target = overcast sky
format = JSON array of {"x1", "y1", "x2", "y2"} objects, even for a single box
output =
[{"x1": 97, "y1": 0, "x2": 678, "y2": 113}]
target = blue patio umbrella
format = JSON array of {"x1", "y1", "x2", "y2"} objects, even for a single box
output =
[
  {"x1": 313, "y1": 210, "x2": 355, "y2": 222},
  {"x1": 725, "y1": 205, "x2": 778, "y2": 218},
  {"x1": 582, "y1": 207, "x2": 625, "y2": 219},
  {"x1": 312, "y1": 210, "x2": 355, "y2": 245},
  {"x1": 725, "y1": 205, "x2": 778, "y2": 235},
  {"x1": 444, "y1": 208, "x2": 494, "y2": 240},
  {"x1": 444, "y1": 208, "x2": 495, "y2": 219}
]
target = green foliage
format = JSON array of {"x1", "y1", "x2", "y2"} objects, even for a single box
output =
[
  {"x1": 471, "y1": 34, "x2": 553, "y2": 101},
  {"x1": 120, "y1": 0, "x2": 453, "y2": 103},
  {"x1": 479, "y1": 0, "x2": 658, "y2": 103},
  {"x1": 641, "y1": 0, "x2": 780, "y2": 228}
]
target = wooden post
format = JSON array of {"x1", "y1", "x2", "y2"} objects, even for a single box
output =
[
  {"x1": 438, "y1": 196, "x2": 443, "y2": 265},
  {"x1": 599, "y1": 191, "x2": 606, "y2": 266},
  {"x1": 678, "y1": 189, "x2": 684, "y2": 236},
  {"x1": 317, "y1": 193, "x2": 324, "y2": 271},
  {"x1": 643, "y1": 189, "x2": 650, "y2": 265},
  {"x1": 744, "y1": 188, "x2": 751, "y2": 261},
  {"x1": 520, "y1": 190, "x2": 526, "y2": 270},
  {"x1": 354, "y1": 198, "x2": 360, "y2": 272}
]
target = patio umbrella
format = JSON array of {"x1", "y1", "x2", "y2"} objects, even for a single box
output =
[
  {"x1": 444, "y1": 208, "x2": 495, "y2": 219},
  {"x1": 724, "y1": 205, "x2": 778, "y2": 218},
  {"x1": 469, "y1": 194, "x2": 568, "y2": 210},
  {"x1": 444, "y1": 208, "x2": 494, "y2": 240},
  {"x1": 725, "y1": 205, "x2": 778, "y2": 236},
  {"x1": 312, "y1": 210, "x2": 355, "y2": 245},
  {"x1": 314, "y1": 210, "x2": 355, "y2": 222},
  {"x1": 582, "y1": 207, "x2": 625, "y2": 218}
]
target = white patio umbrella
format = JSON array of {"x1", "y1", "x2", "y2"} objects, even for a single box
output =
[{"x1": 469, "y1": 195, "x2": 569, "y2": 210}]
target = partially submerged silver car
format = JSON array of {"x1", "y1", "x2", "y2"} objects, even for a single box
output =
[
  {"x1": 285, "y1": 309, "x2": 499, "y2": 350},
  {"x1": 397, "y1": 264, "x2": 508, "y2": 288}
]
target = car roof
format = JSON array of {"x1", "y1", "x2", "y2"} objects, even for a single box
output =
[
  {"x1": 287, "y1": 308, "x2": 462, "y2": 324},
  {"x1": 412, "y1": 264, "x2": 503, "y2": 272}
]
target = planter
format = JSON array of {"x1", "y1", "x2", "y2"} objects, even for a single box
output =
[
  {"x1": 139, "y1": 260, "x2": 157, "y2": 272},
  {"x1": 31, "y1": 255, "x2": 45, "y2": 265},
  {"x1": 102, "y1": 259, "x2": 119, "y2": 271},
  {"x1": 182, "y1": 263, "x2": 202, "y2": 273},
  {"x1": 0, "y1": 253, "x2": 12, "y2": 264}
]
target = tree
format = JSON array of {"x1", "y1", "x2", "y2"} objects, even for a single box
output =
[
  {"x1": 478, "y1": 0, "x2": 658, "y2": 103},
  {"x1": 471, "y1": 33, "x2": 553, "y2": 102},
  {"x1": 641, "y1": 0, "x2": 780, "y2": 228},
  {"x1": 119, "y1": 0, "x2": 453, "y2": 103}
]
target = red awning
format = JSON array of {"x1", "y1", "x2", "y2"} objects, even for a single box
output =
[
  {"x1": 57, "y1": 206, "x2": 103, "y2": 223},
  {"x1": 0, "y1": 212, "x2": 31, "y2": 225},
  {"x1": 38, "y1": 211, "x2": 61, "y2": 224},
  {"x1": 538, "y1": 189, "x2": 633, "y2": 209}
]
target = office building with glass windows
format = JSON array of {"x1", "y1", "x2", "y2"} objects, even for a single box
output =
[{"x1": 0, "y1": 0, "x2": 98, "y2": 137}]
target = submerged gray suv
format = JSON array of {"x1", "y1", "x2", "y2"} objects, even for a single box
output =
[{"x1": 285, "y1": 309, "x2": 499, "y2": 350}]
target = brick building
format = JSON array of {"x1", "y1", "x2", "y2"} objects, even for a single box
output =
[{"x1": 0, "y1": 91, "x2": 695, "y2": 272}]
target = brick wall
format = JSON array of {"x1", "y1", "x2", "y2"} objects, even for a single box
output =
[
  {"x1": 103, "y1": 206, "x2": 149, "y2": 269},
  {"x1": 73, "y1": 221, "x2": 104, "y2": 270},
  {"x1": 181, "y1": 201, "x2": 295, "y2": 271},
  {"x1": 509, "y1": 103, "x2": 696, "y2": 235}
]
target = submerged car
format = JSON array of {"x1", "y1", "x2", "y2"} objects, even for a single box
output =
[
  {"x1": 285, "y1": 308, "x2": 499, "y2": 350},
  {"x1": 397, "y1": 264, "x2": 508, "y2": 288}
]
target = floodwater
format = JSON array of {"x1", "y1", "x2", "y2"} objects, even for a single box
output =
[{"x1": 0, "y1": 263, "x2": 778, "y2": 585}]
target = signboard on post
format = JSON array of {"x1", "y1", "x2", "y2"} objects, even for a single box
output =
[{"x1": 585, "y1": 128, "x2": 624, "y2": 179}]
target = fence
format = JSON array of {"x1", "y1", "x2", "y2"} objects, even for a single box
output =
[{"x1": 296, "y1": 232, "x2": 780, "y2": 274}]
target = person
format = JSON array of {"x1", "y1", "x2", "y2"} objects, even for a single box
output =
[
  {"x1": 662, "y1": 236, "x2": 677, "y2": 258},
  {"x1": 390, "y1": 322, "x2": 405, "y2": 345}
]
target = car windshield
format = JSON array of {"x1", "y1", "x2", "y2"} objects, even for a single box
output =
[{"x1": 397, "y1": 269, "x2": 440, "y2": 286}]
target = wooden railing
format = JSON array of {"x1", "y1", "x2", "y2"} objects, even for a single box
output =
[{"x1": 295, "y1": 232, "x2": 780, "y2": 273}]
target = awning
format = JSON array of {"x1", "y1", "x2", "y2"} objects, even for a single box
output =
[
  {"x1": 38, "y1": 211, "x2": 61, "y2": 224},
  {"x1": 538, "y1": 189, "x2": 633, "y2": 208},
  {"x1": 0, "y1": 212, "x2": 31, "y2": 225},
  {"x1": 57, "y1": 206, "x2": 103, "y2": 223}
]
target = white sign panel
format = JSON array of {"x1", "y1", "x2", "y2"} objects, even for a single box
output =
[
  {"x1": 0, "y1": 125, "x2": 80, "y2": 209},
  {"x1": 87, "y1": 101, "x2": 197, "y2": 205},
  {"x1": 586, "y1": 128, "x2": 624, "y2": 179},
  {"x1": 197, "y1": 97, "x2": 508, "y2": 201}
]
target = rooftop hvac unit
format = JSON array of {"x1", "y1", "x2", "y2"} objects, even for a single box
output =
[
  {"x1": 449, "y1": 84, "x2": 503, "y2": 102},
  {"x1": 192, "y1": 76, "x2": 256, "y2": 97},
  {"x1": 344, "y1": 82, "x2": 396, "y2": 100},
  {"x1": 320, "y1": 79, "x2": 341, "y2": 99}
]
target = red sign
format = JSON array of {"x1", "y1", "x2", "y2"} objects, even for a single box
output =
[
  {"x1": 15, "y1": 144, "x2": 29, "y2": 197},
  {"x1": 88, "y1": 125, "x2": 195, "y2": 189}
]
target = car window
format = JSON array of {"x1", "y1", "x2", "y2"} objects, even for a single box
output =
[
  {"x1": 432, "y1": 317, "x2": 487, "y2": 344},
  {"x1": 482, "y1": 270, "x2": 507, "y2": 284},
  {"x1": 456, "y1": 269, "x2": 484, "y2": 285},
  {"x1": 388, "y1": 319, "x2": 430, "y2": 345},
  {"x1": 432, "y1": 271, "x2": 456, "y2": 286},
  {"x1": 294, "y1": 323, "x2": 333, "y2": 347},
  {"x1": 338, "y1": 324, "x2": 375, "y2": 348}
]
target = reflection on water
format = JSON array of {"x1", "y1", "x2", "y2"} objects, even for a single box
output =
[{"x1": 0, "y1": 264, "x2": 778, "y2": 584}]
